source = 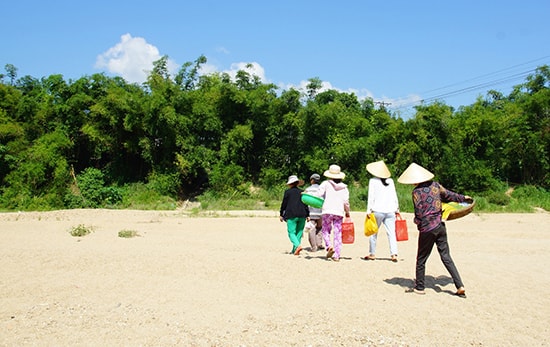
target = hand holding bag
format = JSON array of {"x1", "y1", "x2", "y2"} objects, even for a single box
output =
[
  {"x1": 364, "y1": 213, "x2": 378, "y2": 237},
  {"x1": 395, "y1": 212, "x2": 408, "y2": 241},
  {"x1": 342, "y1": 217, "x2": 355, "y2": 244}
]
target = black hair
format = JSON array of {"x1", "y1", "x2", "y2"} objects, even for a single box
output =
[{"x1": 381, "y1": 178, "x2": 389, "y2": 186}]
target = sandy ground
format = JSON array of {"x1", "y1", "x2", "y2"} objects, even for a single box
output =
[{"x1": 1, "y1": 208, "x2": 549, "y2": 347}]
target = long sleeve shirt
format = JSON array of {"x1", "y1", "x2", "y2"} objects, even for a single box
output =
[
  {"x1": 318, "y1": 180, "x2": 350, "y2": 217},
  {"x1": 280, "y1": 186, "x2": 309, "y2": 220},
  {"x1": 366, "y1": 177, "x2": 399, "y2": 214},
  {"x1": 412, "y1": 181, "x2": 466, "y2": 233}
]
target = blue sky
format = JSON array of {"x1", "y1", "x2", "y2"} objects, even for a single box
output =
[{"x1": 2, "y1": 1, "x2": 549, "y2": 116}]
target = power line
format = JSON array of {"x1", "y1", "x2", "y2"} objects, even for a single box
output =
[
  {"x1": 391, "y1": 56, "x2": 550, "y2": 110},
  {"x1": 419, "y1": 55, "x2": 550, "y2": 95},
  {"x1": 419, "y1": 69, "x2": 534, "y2": 104}
]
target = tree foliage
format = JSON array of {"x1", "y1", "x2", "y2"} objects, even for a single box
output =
[{"x1": 0, "y1": 60, "x2": 549, "y2": 210}]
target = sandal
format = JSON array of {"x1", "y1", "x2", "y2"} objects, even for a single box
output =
[
  {"x1": 391, "y1": 255, "x2": 398, "y2": 262},
  {"x1": 362, "y1": 254, "x2": 375, "y2": 260},
  {"x1": 405, "y1": 288, "x2": 425, "y2": 295},
  {"x1": 454, "y1": 287, "x2": 466, "y2": 298},
  {"x1": 326, "y1": 247, "x2": 334, "y2": 259}
]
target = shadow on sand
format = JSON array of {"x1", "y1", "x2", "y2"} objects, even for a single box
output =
[{"x1": 384, "y1": 275, "x2": 457, "y2": 296}]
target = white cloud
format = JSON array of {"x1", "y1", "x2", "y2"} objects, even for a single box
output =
[
  {"x1": 281, "y1": 80, "x2": 375, "y2": 101},
  {"x1": 223, "y1": 62, "x2": 268, "y2": 83},
  {"x1": 198, "y1": 62, "x2": 218, "y2": 76},
  {"x1": 95, "y1": 39, "x2": 416, "y2": 110},
  {"x1": 95, "y1": 33, "x2": 178, "y2": 83}
]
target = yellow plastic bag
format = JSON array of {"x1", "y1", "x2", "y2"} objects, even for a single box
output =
[{"x1": 364, "y1": 213, "x2": 378, "y2": 237}]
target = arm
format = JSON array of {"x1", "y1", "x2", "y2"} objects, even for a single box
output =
[
  {"x1": 344, "y1": 188, "x2": 350, "y2": 217},
  {"x1": 366, "y1": 179, "x2": 375, "y2": 214},
  {"x1": 390, "y1": 179, "x2": 399, "y2": 213},
  {"x1": 279, "y1": 191, "x2": 288, "y2": 222},
  {"x1": 439, "y1": 184, "x2": 467, "y2": 203}
]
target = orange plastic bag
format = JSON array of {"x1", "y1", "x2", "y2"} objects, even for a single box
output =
[
  {"x1": 395, "y1": 213, "x2": 408, "y2": 241},
  {"x1": 342, "y1": 217, "x2": 355, "y2": 244}
]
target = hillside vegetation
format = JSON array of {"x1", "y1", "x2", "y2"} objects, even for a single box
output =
[{"x1": 0, "y1": 59, "x2": 548, "y2": 212}]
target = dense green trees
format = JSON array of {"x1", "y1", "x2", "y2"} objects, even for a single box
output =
[{"x1": 0, "y1": 60, "x2": 548, "y2": 210}]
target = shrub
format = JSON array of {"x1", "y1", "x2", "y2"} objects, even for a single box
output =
[
  {"x1": 259, "y1": 168, "x2": 283, "y2": 188},
  {"x1": 486, "y1": 191, "x2": 510, "y2": 206},
  {"x1": 511, "y1": 185, "x2": 550, "y2": 211},
  {"x1": 69, "y1": 224, "x2": 93, "y2": 237},
  {"x1": 120, "y1": 182, "x2": 177, "y2": 210},
  {"x1": 118, "y1": 229, "x2": 139, "y2": 238},
  {"x1": 101, "y1": 186, "x2": 123, "y2": 206},
  {"x1": 146, "y1": 172, "x2": 181, "y2": 198},
  {"x1": 77, "y1": 168, "x2": 105, "y2": 207},
  {"x1": 208, "y1": 163, "x2": 245, "y2": 193}
]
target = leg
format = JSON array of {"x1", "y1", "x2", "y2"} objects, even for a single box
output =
[
  {"x1": 332, "y1": 215, "x2": 344, "y2": 259},
  {"x1": 384, "y1": 212, "x2": 398, "y2": 257},
  {"x1": 308, "y1": 218, "x2": 321, "y2": 251},
  {"x1": 286, "y1": 218, "x2": 301, "y2": 252},
  {"x1": 295, "y1": 218, "x2": 306, "y2": 242},
  {"x1": 434, "y1": 223, "x2": 464, "y2": 289},
  {"x1": 321, "y1": 214, "x2": 333, "y2": 250},
  {"x1": 415, "y1": 228, "x2": 437, "y2": 291},
  {"x1": 308, "y1": 223, "x2": 318, "y2": 251},
  {"x1": 315, "y1": 218, "x2": 324, "y2": 249},
  {"x1": 368, "y1": 228, "x2": 378, "y2": 255},
  {"x1": 369, "y1": 212, "x2": 383, "y2": 256}
]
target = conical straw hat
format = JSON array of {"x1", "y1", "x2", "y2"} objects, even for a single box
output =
[
  {"x1": 397, "y1": 163, "x2": 434, "y2": 184},
  {"x1": 366, "y1": 160, "x2": 391, "y2": 178}
]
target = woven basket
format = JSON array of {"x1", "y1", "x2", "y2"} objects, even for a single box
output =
[{"x1": 444, "y1": 200, "x2": 476, "y2": 221}]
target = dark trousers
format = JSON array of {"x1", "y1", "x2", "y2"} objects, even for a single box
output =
[{"x1": 415, "y1": 223, "x2": 464, "y2": 291}]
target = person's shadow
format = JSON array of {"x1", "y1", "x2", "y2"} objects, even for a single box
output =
[
  {"x1": 384, "y1": 275, "x2": 456, "y2": 295},
  {"x1": 303, "y1": 253, "x2": 353, "y2": 261}
]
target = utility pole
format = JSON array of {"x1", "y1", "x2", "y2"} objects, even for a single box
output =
[{"x1": 374, "y1": 101, "x2": 392, "y2": 108}]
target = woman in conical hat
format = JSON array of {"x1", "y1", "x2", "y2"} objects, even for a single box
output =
[
  {"x1": 398, "y1": 163, "x2": 472, "y2": 297},
  {"x1": 397, "y1": 162, "x2": 434, "y2": 184},
  {"x1": 364, "y1": 161, "x2": 400, "y2": 262}
]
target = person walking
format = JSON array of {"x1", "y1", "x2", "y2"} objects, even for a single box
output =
[
  {"x1": 279, "y1": 175, "x2": 310, "y2": 255},
  {"x1": 318, "y1": 165, "x2": 350, "y2": 262},
  {"x1": 398, "y1": 163, "x2": 472, "y2": 297},
  {"x1": 304, "y1": 173, "x2": 324, "y2": 252},
  {"x1": 363, "y1": 160, "x2": 400, "y2": 262}
]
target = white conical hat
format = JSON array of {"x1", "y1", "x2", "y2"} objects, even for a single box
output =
[
  {"x1": 366, "y1": 160, "x2": 391, "y2": 178},
  {"x1": 397, "y1": 163, "x2": 435, "y2": 184}
]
